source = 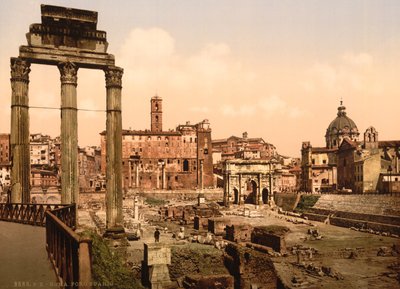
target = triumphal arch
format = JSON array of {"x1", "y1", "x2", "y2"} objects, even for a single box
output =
[
  {"x1": 223, "y1": 159, "x2": 280, "y2": 207},
  {"x1": 10, "y1": 5, "x2": 123, "y2": 233}
]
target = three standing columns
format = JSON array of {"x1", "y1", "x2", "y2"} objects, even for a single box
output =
[
  {"x1": 58, "y1": 62, "x2": 79, "y2": 204},
  {"x1": 10, "y1": 58, "x2": 31, "y2": 203},
  {"x1": 104, "y1": 66, "x2": 124, "y2": 234}
]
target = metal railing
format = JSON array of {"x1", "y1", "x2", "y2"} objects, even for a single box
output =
[
  {"x1": 46, "y1": 206, "x2": 92, "y2": 289},
  {"x1": 0, "y1": 203, "x2": 62, "y2": 226},
  {"x1": 0, "y1": 202, "x2": 92, "y2": 288}
]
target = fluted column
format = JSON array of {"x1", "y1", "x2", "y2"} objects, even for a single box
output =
[
  {"x1": 58, "y1": 62, "x2": 79, "y2": 204},
  {"x1": 104, "y1": 66, "x2": 124, "y2": 235},
  {"x1": 10, "y1": 58, "x2": 31, "y2": 203}
]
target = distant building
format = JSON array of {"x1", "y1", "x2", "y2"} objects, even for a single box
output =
[
  {"x1": 100, "y1": 95, "x2": 214, "y2": 191},
  {"x1": 301, "y1": 101, "x2": 358, "y2": 192},
  {"x1": 0, "y1": 134, "x2": 11, "y2": 190},
  {"x1": 337, "y1": 127, "x2": 400, "y2": 193},
  {"x1": 212, "y1": 132, "x2": 277, "y2": 163},
  {"x1": 78, "y1": 146, "x2": 101, "y2": 191},
  {"x1": 301, "y1": 101, "x2": 400, "y2": 194}
]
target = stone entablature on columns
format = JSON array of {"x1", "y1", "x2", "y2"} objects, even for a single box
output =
[
  {"x1": 58, "y1": 61, "x2": 79, "y2": 204},
  {"x1": 10, "y1": 58, "x2": 31, "y2": 203},
  {"x1": 10, "y1": 4, "x2": 125, "y2": 239},
  {"x1": 222, "y1": 159, "x2": 281, "y2": 207},
  {"x1": 104, "y1": 66, "x2": 124, "y2": 235}
]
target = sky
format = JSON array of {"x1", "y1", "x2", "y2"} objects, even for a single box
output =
[{"x1": 0, "y1": 0, "x2": 399, "y2": 157}]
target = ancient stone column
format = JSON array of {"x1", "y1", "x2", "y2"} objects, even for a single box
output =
[
  {"x1": 161, "y1": 163, "x2": 166, "y2": 189},
  {"x1": 10, "y1": 58, "x2": 31, "y2": 203},
  {"x1": 104, "y1": 66, "x2": 124, "y2": 236},
  {"x1": 135, "y1": 161, "x2": 139, "y2": 188},
  {"x1": 238, "y1": 174, "x2": 242, "y2": 205},
  {"x1": 256, "y1": 174, "x2": 262, "y2": 206},
  {"x1": 58, "y1": 62, "x2": 79, "y2": 204},
  {"x1": 128, "y1": 160, "x2": 132, "y2": 188},
  {"x1": 156, "y1": 166, "x2": 160, "y2": 189},
  {"x1": 199, "y1": 159, "x2": 204, "y2": 190}
]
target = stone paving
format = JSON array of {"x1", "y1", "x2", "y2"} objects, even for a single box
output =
[{"x1": 0, "y1": 222, "x2": 56, "y2": 288}]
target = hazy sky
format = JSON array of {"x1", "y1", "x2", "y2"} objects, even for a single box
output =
[{"x1": 0, "y1": 0, "x2": 399, "y2": 157}]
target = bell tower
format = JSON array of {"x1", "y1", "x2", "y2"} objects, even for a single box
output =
[{"x1": 151, "y1": 95, "x2": 162, "y2": 132}]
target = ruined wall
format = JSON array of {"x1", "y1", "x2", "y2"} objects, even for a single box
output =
[
  {"x1": 224, "y1": 243, "x2": 278, "y2": 289},
  {"x1": 225, "y1": 224, "x2": 252, "y2": 243},
  {"x1": 273, "y1": 193, "x2": 301, "y2": 211},
  {"x1": 135, "y1": 188, "x2": 223, "y2": 201},
  {"x1": 251, "y1": 226, "x2": 287, "y2": 253}
]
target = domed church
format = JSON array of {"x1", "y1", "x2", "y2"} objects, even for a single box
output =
[
  {"x1": 325, "y1": 101, "x2": 359, "y2": 148},
  {"x1": 301, "y1": 100, "x2": 400, "y2": 193}
]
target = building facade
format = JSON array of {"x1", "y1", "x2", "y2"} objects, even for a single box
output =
[
  {"x1": 212, "y1": 132, "x2": 277, "y2": 163},
  {"x1": 337, "y1": 127, "x2": 400, "y2": 193},
  {"x1": 100, "y1": 95, "x2": 214, "y2": 191},
  {"x1": 301, "y1": 102, "x2": 358, "y2": 192}
]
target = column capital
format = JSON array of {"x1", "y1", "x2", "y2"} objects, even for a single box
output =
[
  {"x1": 58, "y1": 62, "x2": 78, "y2": 85},
  {"x1": 105, "y1": 66, "x2": 123, "y2": 88},
  {"x1": 10, "y1": 58, "x2": 31, "y2": 83}
]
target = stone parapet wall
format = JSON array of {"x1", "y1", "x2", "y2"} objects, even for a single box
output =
[
  {"x1": 274, "y1": 193, "x2": 301, "y2": 211},
  {"x1": 313, "y1": 194, "x2": 400, "y2": 216},
  {"x1": 302, "y1": 212, "x2": 328, "y2": 223},
  {"x1": 329, "y1": 217, "x2": 400, "y2": 235},
  {"x1": 133, "y1": 189, "x2": 223, "y2": 201}
]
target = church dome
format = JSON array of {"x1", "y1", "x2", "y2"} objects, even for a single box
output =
[{"x1": 325, "y1": 102, "x2": 359, "y2": 148}]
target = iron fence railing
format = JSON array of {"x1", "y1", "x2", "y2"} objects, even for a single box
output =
[
  {"x1": 0, "y1": 203, "x2": 62, "y2": 226},
  {"x1": 46, "y1": 208, "x2": 92, "y2": 289}
]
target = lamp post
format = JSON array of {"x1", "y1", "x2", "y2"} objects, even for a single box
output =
[{"x1": 387, "y1": 165, "x2": 392, "y2": 195}]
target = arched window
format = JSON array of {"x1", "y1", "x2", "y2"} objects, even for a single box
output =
[{"x1": 183, "y1": 159, "x2": 189, "y2": 171}]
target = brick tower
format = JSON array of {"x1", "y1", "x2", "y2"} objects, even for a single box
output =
[{"x1": 151, "y1": 95, "x2": 162, "y2": 132}]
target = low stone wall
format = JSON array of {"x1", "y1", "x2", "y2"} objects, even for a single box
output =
[
  {"x1": 194, "y1": 216, "x2": 208, "y2": 230},
  {"x1": 224, "y1": 243, "x2": 278, "y2": 289},
  {"x1": 330, "y1": 217, "x2": 400, "y2": 235},
  {"x1": 132, "y1": 188, "x2": 223, "y2": 201},
  {"x1": 274, "y1": 193, "x2": 301, "y2": 211},
  {"x1": 333, "y1": 211, "x2": 400, "y2": 226},
  {"x1": 225, "y1": 224, "x2": 252, "y2": 243},
  {"x1": 251, "y1": 227, "x2": 287, "y2": 253},
  {"x1": 183, "y1": 274, "x2": 234, "y2": 289},
  {"x1": 302, "y1": 212, "x2": 328, "y2": 223},
  {"x1": 208, "y1": 218, "x2": 232, "y2": 236},
  {"x1": 304, "y1": 205, "x2": 400, "y2": 235}
]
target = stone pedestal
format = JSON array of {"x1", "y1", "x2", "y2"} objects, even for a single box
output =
[
  {"x1": 10, "y1": 58, "x2": 31, "y2": 203},
  {"x1": 143, "y1": 243, "x2": 172, "y2": 289},
  {"x1": 59, "y1": 61, "x2": 79, "y2": 204},
  {"x1": 104, "y1": 66, "x2": 124, "y2": 236}
]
